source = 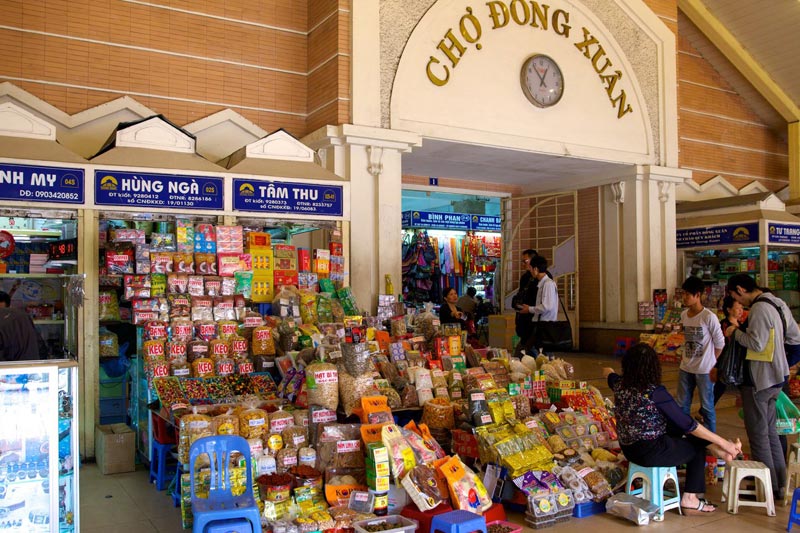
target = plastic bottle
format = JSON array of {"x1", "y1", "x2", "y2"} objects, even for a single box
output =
[{"x1": 384, "y1": 274, "x2": 394, "y2": 296}]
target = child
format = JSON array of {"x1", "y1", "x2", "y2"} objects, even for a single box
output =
[{"x1": 678, "y1": 276, "x2": 725, "y2": 432}]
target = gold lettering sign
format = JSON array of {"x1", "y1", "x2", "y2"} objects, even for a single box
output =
[{"x1": 424, "y1": 1, "x2": 633, "y2": 119}]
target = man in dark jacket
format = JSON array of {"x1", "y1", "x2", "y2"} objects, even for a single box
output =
[
  {"x1": 513, "y1": 249, "x2": 538, "y2": 355},
  {"x1": 0, "y1": 291, "x2": 48, "y2": 361}
]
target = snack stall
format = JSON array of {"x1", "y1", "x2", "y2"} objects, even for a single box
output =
[
  {"x1": 677, "y1": 193, "x2": 800, "y2": 319},
  {"x1": 0, "y1": 105, "x2": 85, "y2": 532}
]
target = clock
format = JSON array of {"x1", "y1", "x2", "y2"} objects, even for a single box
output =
[
  {"x1": 47, "y1": 238, "x2": 78, "y2": 262},
  {"x1": 520, "y1": 54, "x2": 564, "y2": 108}
]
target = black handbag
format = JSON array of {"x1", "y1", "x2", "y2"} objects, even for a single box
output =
[
  {"x1": 718, "y1": 339, "x2": 745, "y2": 386},
  {"x1": 530, "y1": 296, "x2": 573, "y2": 352}
]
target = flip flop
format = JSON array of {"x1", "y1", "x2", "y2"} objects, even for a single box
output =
[{"x1": 681, "y1": 499, "x2": 717, "y2": 515}]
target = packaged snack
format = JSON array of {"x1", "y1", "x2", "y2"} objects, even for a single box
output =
[
  {"x1": 381, "y1": 424, "x2": 415, "y2": 479},
  {"x1": 213, "y1": 297, "x2": 236, "y2": 321},
  {"x1": 422, "y1": 398, "x2": 455, "y2": 429},
  {"x1": 276, "y1": 447, "x2": 298, "y2": 474},
  {"x1": 401, "y1": 464, "x2": 443, "y2": 511},
  {"x1": 150, "y1": 232, "x2": 176, "y2": 251},
  {"x1": 167, "y1": 274, "x2": 189, "y2": 294},
  {"x1": 230, "y1": 335, "x2": 248, "y2": 358},
  {"x1": 235, "y1": 271, "x2": 254, "y2": 300},
  {"x1": 192, "y1": 297, "x2": 214, "y2": 322},
  {"x1": 440, "y1": 456, "x2": 492, "y2": 513},
  {"x1": 150, "y1": 252, "x2": 173, "y2": 274},
  {"x1": 178, "y1": 409, "x2": 212, "y2": 463},
  {"x1": 106, "y1": 243, "x2": 135, "y2": 274},
  {"x1": 338, "y1": 365, "x2": 377, "y2": 416},
  {"x1": 171, "y1": 319, "x2": 194, "y2": 342},
  {"x1": 210, "y1": 338, "x2": 230, "y2": 359},
  {"x1": 99, "y1": 290, "x2": 121, "y2": 321},
  {"x1": 173, "y1": 252, "x2": 195, "y2": 274},
  {"x1": 252, "y1": 326, "x2": 276, "y2": 356},
  {"x1": 205, "y1": 276, "x2": 222, "y2": 296},
  {"x1": 150, "y1": 273, "x2": 167, "y2": 297},
  {"x1": 282, "y1": 425, "x2": 308, "y2": 449},
  {"x1": 305, "y1": 358, "x2": 339, "y2": 411},
  {"x1": 195, "y1": 320, "x2": 217, "y2": 342},
  {"x1": 170, "y1": 361, "x2": 191, "y2": 377},
  {"x1": 270, "y1": 408, "x2": 296, "y2": 434},
  {"x1": 187, "y1": 339, "x2": 210, "y2": 362},
  {"x1": 98, "y1": 329, "x2": 119, "y2": 358},
  {"x1": 191, "y1": 357, "x2": 215, "y2": 378},
  {"x1": 195, "y1": 253, "x2": 217, "y2": 275},
  {"x1": 215, "y1": 356, "x2": 235, "y2": 377},
  {"x1": 167, "y1": 294, "x2": 191, "y2": 319},
  {"x1": 187, "y1": 275, "x2": 205, "y2": 297},
  {"x1": 239, "y1": 404, "x2": 269, "y2": 439},
  {"x1": 221, "y1": 276, "x2": 237, "y2": 296},
  {"x1": 166, "y1": 341, "x2": 188, "y2": 364},
  {"x1": 299, "y1": 290, "x2": 318, "y2": 325}
]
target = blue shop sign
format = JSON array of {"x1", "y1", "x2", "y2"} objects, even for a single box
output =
[
  {"x1": 470, "y1": 215, "x2": 501, "y2": 232},
  {"x1": 0, "y1": 163, "x2": 84, "y2": 204},
  {"x1": 233, "y1": 178, "x2": 344, "y2": 216},
  {"x1": 95, "y1": 170, "x2": 223, "y2": 210},
  {"x1": 403, "y1": 210, "x2": 471, "y2": 230},
  {"x1": 768, "y1": 223, "x2": 800, "y2": 245},
  {"x1": 677, "y1": 222, "x2": 759, "y2": 248}
]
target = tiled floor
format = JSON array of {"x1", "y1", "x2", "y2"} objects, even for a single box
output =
[{"x1": 79, "y1": 353, "x2": 797, "y2": 532}]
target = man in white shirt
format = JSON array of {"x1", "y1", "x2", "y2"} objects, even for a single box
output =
[{"x1": 530, "y1": 256, "x2": 558, "y2": 322}]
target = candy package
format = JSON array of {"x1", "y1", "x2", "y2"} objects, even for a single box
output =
[{"x1": 440, "y1": 456, "x2": 492, "y2": 513}]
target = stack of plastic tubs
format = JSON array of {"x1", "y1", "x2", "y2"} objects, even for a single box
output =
[{"x1": 525, "y1": 490, "x2": 576, "y2": 529}]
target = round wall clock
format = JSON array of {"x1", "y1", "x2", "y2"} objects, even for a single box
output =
[{"x1": 520, "y1": 54, "x2": 564, "y2": 108}]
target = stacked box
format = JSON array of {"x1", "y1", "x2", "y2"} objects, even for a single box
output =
[
  {"x1": 298, "y1": 272, "x2": 319, "y2": 291},
  {"x1": 216, "y1": 226, "x2": 243, "y2": 253},
  {"x1": 251, "y1": 249, "x2": 274, "y2": 303},
  {"x1": 218, "y1": 253, "x2": 252, "y2": 277},
  {"x1": 313, "y1": 249, "x2": 331, "y2": 275},
  {"x1": 366, "y1": 442, "x2": 390, "y2": 490},
  {"x1": 194, "y1": 224, "x2": 217, "y2": 253},
  {"x1": 274, "y1": 245, "x2": 299, "y2": 288},
  {"x1": 245, "y1": 231, "x2": 271, "y2": 252},
  {"x1": 377, "y1": 294, "x2": 396, "y2": 321},
  {"x1": 330, "y1": 255, "x2": 345, "y2": 283},
  {"x1": 297, "y1": 248, "x2": 311, "y2": 272}
]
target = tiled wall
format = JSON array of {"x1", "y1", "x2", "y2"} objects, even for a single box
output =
[{"x1": 0, "y1": 0, "x2": 351, "y2": 136}]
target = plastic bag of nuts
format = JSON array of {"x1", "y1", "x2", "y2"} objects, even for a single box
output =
[{"x1": 422, "y1": 398, "x2": 455, "y2": 429}]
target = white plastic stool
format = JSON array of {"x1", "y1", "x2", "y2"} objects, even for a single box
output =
[
  {"x1": 790, "y1": 442, "x2": 800, "y2": 464},
  {"x1": 722, "y1": 460, "x2": 775, "y2": 516},
  {"x1": 786, "y1": 462, "x2": 800, "y2": 505}
]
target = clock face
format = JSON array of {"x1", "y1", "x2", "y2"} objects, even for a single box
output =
[{"x1": 520, "y1": 54, "x2": 564, "y2": 108}]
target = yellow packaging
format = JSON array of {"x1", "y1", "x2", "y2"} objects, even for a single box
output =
[{"x1": 448, "y1": 335, "x2": 461, "y2": 356}]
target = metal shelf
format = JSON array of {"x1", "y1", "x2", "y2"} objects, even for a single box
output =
[
  {"x1": 34, "y1": 319, "x2": 65, "y2": 325},
  {"x1": 0, "y1": 273, "x2": 63, "y2": 278}
]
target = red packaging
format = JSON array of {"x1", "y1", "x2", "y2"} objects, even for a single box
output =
[
  {"x1": 329, "y1": 242, "x2": 343, "y2": 256},
  {"x1": 297, "y1": 249, "x2": 311, "y2": 272}
]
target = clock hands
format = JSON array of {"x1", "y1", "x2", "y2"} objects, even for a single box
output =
[{"x1": 539, "y1": 67, "x2": 549, "y2": 88}]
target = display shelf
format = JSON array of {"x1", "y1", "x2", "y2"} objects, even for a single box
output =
[{"x1": 34, "y1": 319, "x2": 65, "y2": 325}]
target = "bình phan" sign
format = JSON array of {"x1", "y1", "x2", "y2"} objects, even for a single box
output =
[
  {"x1": 233, "y1": 178, "x2": 344, "y2": 217},
  {"x1": 676, "y1": 223, "x2": 759, "y2": 249},
  {"x1": 768, "y1": 223, "x2": 800, "y2": 245},
  {"x1": 0, "y1": 163, "x2": 84, "y2": 204},
  {"x1": 404, "y1": 211, "x2": 473, "y2": 231},
  {"x1": 94, "y1": 170, "x2": 223, "y2": 210}
]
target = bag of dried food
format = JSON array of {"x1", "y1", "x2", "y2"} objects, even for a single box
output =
[
  {"x1": 317, "y1": 423, "x2": 363, "y2": 471},
  {"x1": 305, "y1": 357, "x2": 339, "y2": 411},
  {"x1": 212, "y1": 409, "x2": 240, "y2": 435},
  {"x1": 238, "y1": 403, "x2": 269, "y2": 439},
  {"x1": 299, "y1": 289, "x2": 318, "y2": 325},
  {"x1": 440, "y1": 455, "x2": 492, "y2": 513},
  {"x1": 338, "y1": 364, "x2": 378, "y2": 416},
  {"x1": 98, "y1": 328, "x2": 119, "y2": 358},
  {"x1": 422, "y1": 398, "x2": 455, "y2": 429},
  {"x1": 178, "y1": 408, "x2": 212, "y2": 464},
  {"x1": 381, "y1": 424, "x2": 415, "y2": 480},
  {"x1": 340, "y1": 342, "x2": 371, "y2": 376},
  {"x1": 269, "y1": 407, "x2": 295, "y2": 435},
  {"x1": 99, "y1": 290, "x2": 121, "y2": 321}
]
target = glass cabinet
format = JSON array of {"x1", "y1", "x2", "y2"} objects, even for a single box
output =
[{"x1": 0, "y1": 360, "x2": 79, "y2": 532}]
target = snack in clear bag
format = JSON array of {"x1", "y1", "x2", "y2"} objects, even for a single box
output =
[
  {"x1": 340, "y1": 342, "x2": 371, "y2": 375},
  {"x1": 317, "y1": 293, "x2": 334, "y2": 324},
  {"x1": 178, "y1": 408, "x2": 212, "y2": 464},
  {"x1": 191, "y1": 357, "x2": 215, "y2": 378},
  {"x1": 401, "y1": 384, "x2": 419, "y2": 408},
  {"x1": 212, "y1": 409, "x2": 240, "y2": 435},
  {"x1": 441, "y1": 455, "x2": 492, "y2": 513},
  {"x1": 338, "y1": 365, "x2": 377, "y2": 416},
  {"x1": 99, "y1": 290, "x2": 121, "y2": 321},
  {"x1": 187, "y1": 339, "x2": 210, "y2": 362},
  {"x1": 381, "y1": 424, "x2": 416, "y2": 480},
  {"x1": 171, "y1": 318, "x2": 194, "y2": 342},
  {"x1": 422, "y1": 398, "x2": 455, "y2": 429},
  {"x1": 270, "y1": 407, "x2": 296, "y2": 434},
  {"x1": 98, "y1": 329, "x2": 119, "y2": 357},
  {"x1": 166, "y1": 341, "x2": 188, "y2": 365},
  {"x1": 239, "y1": 404, "x2": 268, "y2": 439},
  {"x1": 209, "y1": 338, "x2": 230, "y2": 359},
  {"x1": 282, "y1": 425, "x2": 308, "y2": 449},
  {"x1": 276, "y1": 447, "x2": 298, "y2": 474},
  {"x1": 299, "y1": 290, "x2": 318, "y2": 325},
  {"x1": 305, "y1": 359, "x2": 339, "y2": 411},
  {"x1": 252, "y1": 326, "x2": 276, "y2": 356}
]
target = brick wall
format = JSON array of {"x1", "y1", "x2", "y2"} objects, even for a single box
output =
[{"x1": 0, "y1": 0, "x2": 351, "y2": 136}]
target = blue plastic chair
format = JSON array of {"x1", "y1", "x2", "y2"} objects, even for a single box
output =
[
  {"x1": 189, "y1": 435, "x2": 260, "y2": 533},
  {"x1": 788, "y1": 487, "x2": 800, "y2": 531}
]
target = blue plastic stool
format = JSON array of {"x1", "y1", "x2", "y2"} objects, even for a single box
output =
[
  {"x1": 149, "y1": 439, "x2": 176, "y2": 491},
  {"x1": 204, "y1": 517, "x2": 254, "y2": 533},
  {"x1": 430, "y1": 510, "x2": 487, "y2": 533},
  {"x1": 170, "y1": 463, "x2": 185, "y2": 507},
  {"x1": 788, "y1": 487, "x2": 800, "y2": 531},
  {"x1": 626, "y1": 463, "x2": 682, "y2": 521}
]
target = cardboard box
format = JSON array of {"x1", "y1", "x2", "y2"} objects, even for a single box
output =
[{"x1": 95, "y1": 423, "x2": 135, "y2": 474}]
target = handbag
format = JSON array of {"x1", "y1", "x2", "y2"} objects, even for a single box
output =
[
  {"x1": 529, "y1": 296, "x2": 573, "y2": 352},
  {"x1": 750, "y1": 296, "x2": 800, "y2": 366},
  {"x1": 718, "y1": 339, "x2": 745, "y2": 386}
]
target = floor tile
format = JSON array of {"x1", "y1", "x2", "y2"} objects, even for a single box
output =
[{"x1": 82, "y1": 519, "x2": 159, "y2": 533}]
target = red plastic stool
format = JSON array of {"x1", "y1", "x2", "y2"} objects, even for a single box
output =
[
  {"x1": 483, "y1": 502, "x2": 506, "y2": 523},
  {"x1": 401, "y1": 504, "x2": 453, "y2": 533}
]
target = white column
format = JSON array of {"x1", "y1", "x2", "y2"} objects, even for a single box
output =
[
  {"x1": 600, "y1": 165, "x2": 690, "y2": 323},
  {"x1": 351, "y1": 0, "x2": 381, "y2": 127},
  {"x1": 304, "y1": 125, "x2": 420, "y2": 313}
]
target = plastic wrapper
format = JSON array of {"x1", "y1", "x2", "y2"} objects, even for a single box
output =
[
  {"x1": 276, "y1": 447, "x2": 298, "y2": 474},
  {"x1": 298, "y1": 290, "x2": 318, "y2": 325},
  {"x1": 273, "y1": 287, "x2": 300, "y2": 318},
  {"x1": 170, "y1": 361, "x2": 191, "y2": 377},
  {"x1": 401, "y1": 464, "x2": 443, "y2": 511},
  {"x1": 305, "y1": 360, "x2": 339, "y2": 410},
  {"x1": 377, "y1": 384, "x2": 402, "y2": 409},
  {"x1": 106, "y1": 242, "x2": 135, "y2": 274},
  {"x1": 605, "y1": 493, "x2": 660, "y2": 525},
  {"x1": 166, "y1": 341, "x2": 188, "y2": 365},
  {"x1": 282, "y1": 425, "x2": 308, "y2": 449},
  {"x1": 99, "y1": 290, "x2": 121, "y2": 321},
  {"x1": 270, "y1": 408, "x2": 296, "y2": 434},
  {"x1": 317, "y1": 293, "x2": 334, "y2": 324},
  {"x1": 381, "y1": 424, "x2": 416, "y2": 480},
  {"x1": 317, "y1": 424, "x2": 363, "y2": 471},
  {"x1": 209, "y1": 338, "x2": 230, "y2": 359},
  {"x1": 578, "y1": 466, "x2": 613, "y2": 501},
  {"x1": 252, "y1": 326, "x2": 276, "y2": 356},
  {"x1": 341, "y1": 342, "x2": 371, "y2": 375},
  {"x1": 401, "y1": 384, "x2": 420, "y2": 408},
  {"x1": 187, "y1": 340, "x2": 209, "y2": 362},
  {"x1": 468, "y1": 390, "x2": 492, "y2": 427},
  {"x1": 239, "y1": 405, "x2": 269, "y2": 439},
  {"x1": 235, "y1": 271, "x2": 254, "y2": 299},
  {"x1": 422, "y1": 398, "x2": 455, "y2": 429},
  {"x1": 178, "y1": 409, "x2": 212, "y2": 464},
  {"x1": 441, "y1": 455, "x2": 492, "y2": 513},
  {"x1": 338, "y1": 365, "x2": 377, "y2": 416},
  {"x1": 212, "y1": 409, "x2": 240, "y2": 435},
  {"x1": 98, "y1": 329, "x2": 119, "y2": 357}
]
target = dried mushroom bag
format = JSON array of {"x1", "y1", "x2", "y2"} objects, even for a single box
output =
[
  {"x1": 238, "y1": 404, "x2": 268, "y2": 439},
  {"x1": 99, "y1": 290, "x2": 121, "y2": 321},
  {"x1": 178, "y1": 408, "x2": 212, "y2": 464},
  {"x1": 98, "y1": 329, "x2": 119, "y2": 357},
  {"x1": 305, "y1": 358, "x2": 339, "y2": 411}
]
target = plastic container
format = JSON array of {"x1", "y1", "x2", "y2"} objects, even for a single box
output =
[
  {"x1": 353, "y1": 515, "x2": 418, "y2": 533},
  {"x1": 572, "y1": 499, "x2": 606, "y2": 518},
  {"x1": 486, "y1": 520, "x2": 523, "y2": 533}
]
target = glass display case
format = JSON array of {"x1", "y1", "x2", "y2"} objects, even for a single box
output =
[{"x1": 0, "y1": 360, "x2": 79, "y2": 532}]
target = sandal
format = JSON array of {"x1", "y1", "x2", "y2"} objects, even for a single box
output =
[{"x1": 681, "y1": 499, "x2": 717, "y2": 515}]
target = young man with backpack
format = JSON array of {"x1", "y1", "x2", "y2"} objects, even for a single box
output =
[{"x1": 725, "y1": 274, "x2": 800, "y2": 500}]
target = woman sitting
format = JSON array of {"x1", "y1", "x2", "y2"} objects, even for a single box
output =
[
  {"x1": 603, "y1": 343, "x2": 742, "y2": 515},
  {"x1": 439, "y1": 286, "x2": 466, "y2": 325}
]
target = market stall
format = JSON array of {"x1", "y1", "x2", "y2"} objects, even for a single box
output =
[{"x1": 401, "y1": 210, "x2": 501, "y2": 304}]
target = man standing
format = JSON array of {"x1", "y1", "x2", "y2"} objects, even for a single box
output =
[
  {"x1": 513, "y1": 249, "x2": 537, "y2": 355},
  {"x1": 0, "y1": 291, "x2": 49, "y2": 361},
  {"x1": 725, "y1": 274, "x2": 800, "y2": 500},
  {"x1": 520, "y1": 256, "x2": 558, "y2": 353}
]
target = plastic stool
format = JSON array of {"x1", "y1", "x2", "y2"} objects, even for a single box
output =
[
  {"x1": 430, "y1": 510, "x2": 487, "y2": 533},
  {"x1": 401, "y1": 504, "x2": 453, "y2": 533},
  {"x1": 722, "y1": 460, "x2": 775, "y2": 516},
  {"x1": 204, "y1": 517, "x2": 254, "y2": 533},
  {"x1": 790, "y1": 442, "x2": 800, "y2": 464},
  {"x1": 788, "y1": 487, "x2": 800, "y2": 531},
  {"x1": 170, "y1": 463, "x2": 185, "y2": 507},
  {"x1": 483, "y1": 502, "x2": 506, "y2": 523},
  {"x1": 149, "y1": 439, "x2": 177, "y2": 491},
  {"x1": 786, "y1": 463, "x2": 800, "y2": 506},
  {"x1": 625, "y1": 463, "x2": 681, "y2": 521}
]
